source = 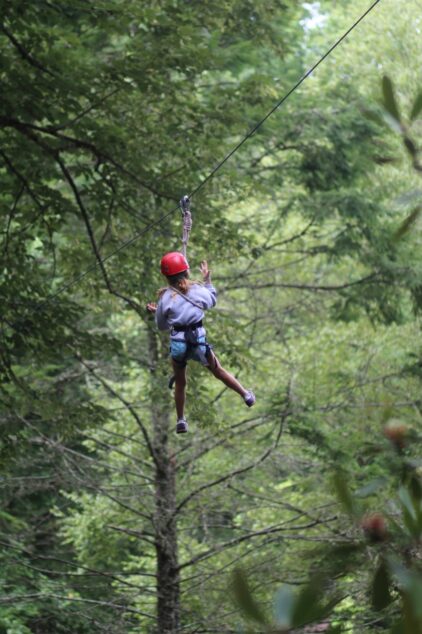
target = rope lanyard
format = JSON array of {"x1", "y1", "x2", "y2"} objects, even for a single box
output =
[{"x1": 180, "y1": 195, "x2": 192, "y2": 259}]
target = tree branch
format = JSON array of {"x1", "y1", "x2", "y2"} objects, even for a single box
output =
[
  {"x1": 0, "y1": 23, "x2": 56, "y2": 77},
  {"x1": 178, "y1": 517, "x2": 338, "y2": 571},
  {"x1": 220, "y1": 272, "x2": 382, "y2": 293},
  {"x1": 173, "y1": 403, "x2": 288, "y2": 521},
  {"x1": 0, "y1": 116, "x2": 175, "y2": 200},
  {"x1": 74, "y1": 355, "x2": 158, "y2": 468}
]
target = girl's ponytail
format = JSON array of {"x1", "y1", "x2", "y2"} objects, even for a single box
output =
[
  {"x1": 157, "y1": 269, "x2": 201, "y2": 298},
  {"x1": 176, "y1": 275, "x2": 190, "y2": 294}
]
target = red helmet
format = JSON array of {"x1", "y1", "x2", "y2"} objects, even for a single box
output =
[{"x1": 160, "y1": 251, "x2": 189, "y2": 276}]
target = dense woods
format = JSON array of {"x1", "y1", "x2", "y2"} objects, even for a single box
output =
[{"x1": 1, "y1": 1, "x2": 421, "y2": 633}]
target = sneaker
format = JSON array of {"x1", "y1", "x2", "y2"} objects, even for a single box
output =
[
  {"x1": 243, "y1": 390, "x2": 256, "y2": 407},
  {"x1": 176, "y1": 418, "x2": 188, "y2": 434}
]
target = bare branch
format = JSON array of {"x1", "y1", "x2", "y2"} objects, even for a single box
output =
[
  {"x1": 220, "y1": 272, "x2": 382, "y2": 293},
  {"x1": 173, "y1": 407, "x2": 288, "y2": 520},
  {"x1": 178, "y1": 517, "x2": 338, "y2": 571},
  {"x1": 0, "y1": 592, "x2": 156, "y2": 619},
  {"x1": 74, "y1": 356, "x2": 158, "y2": 468}
]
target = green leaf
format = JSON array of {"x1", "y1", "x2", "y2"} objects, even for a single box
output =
[
  {"x1": 274, "y1": 585, "x2": 294, "y2": 628},
  {"x1": 403, "y1": 136, "x2": 417, "y2": 158},
  {"x1": 399, "y1": 487, "x2": 417, "y2": 520},
  {"x1": 402, "y1": 592, "x2": 422, "y2": 634},
  {"x1": 394, "y1": 207, "x2": 421, "y2": 241},
  {"x1": 410, "y1": 91, "x2": 422, "y2": 121},
  {"x1": 332, "y1": 471, "x2": 357, "y2": 516},
  {"x1": 291, "y1": 576, "x2": 340, "y2": 629},
  {"x1": 372, "y1": 560, "x2": 393, "y2": 611},
  {"x1": 0, "y1": 510, "x2": 27, "y2": 528},
  {"x1": 408, "y1": 576, "x2": 422, "y2": 622},
  {"x1": 382, "y1": 76, "x2": 401, "y2": 123},
  {"x1": 382, "y1": 110, "x2": 403, "y2": 134},
  {"x1": 399, "y1": 485, "x2": 421, "y2": 538},
  {"x1": 233, "y1": 568, "x2": 267, "y2": 624},
  {"x1": 290, "y1": 577, "x2": 323, "y2": 628},
  {"x1": 389, "y1": 559, "x2": 422, "y2": 625},
  {"x1": 409, "y1": 476, "x2": 422, "y2": 502}
]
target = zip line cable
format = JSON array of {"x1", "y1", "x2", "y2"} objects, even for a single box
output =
[
  {"x1": 21, "y1": 0, "x2": 382, "y2": 317},
  {"x1": 189, "y1": 0, "x2": 381, "y2": 198}
]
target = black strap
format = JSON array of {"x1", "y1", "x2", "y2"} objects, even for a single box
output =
[{"x1": 172, "y1": 320, "x2": 203, "y2": 332}]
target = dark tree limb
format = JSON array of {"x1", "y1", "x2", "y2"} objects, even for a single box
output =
[{"x1": 0, "y1": 23, "x2": 56, "y2": 77}]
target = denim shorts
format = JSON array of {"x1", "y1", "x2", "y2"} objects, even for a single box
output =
[{"x1": 170, "y1": 336, "x2": 209, "y2": 366}]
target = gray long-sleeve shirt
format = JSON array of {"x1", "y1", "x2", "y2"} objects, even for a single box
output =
[{"x1": 155, "y1": 282, "x2": 217, "y2": 341}]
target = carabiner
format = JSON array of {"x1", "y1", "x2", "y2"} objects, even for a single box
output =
[{"x1": 180, "y1": 195, "x2": 191, "y2": 215}]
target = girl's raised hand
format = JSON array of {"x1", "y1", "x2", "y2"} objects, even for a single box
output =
[
  {"x1": 200, "y1": 260, "x2": 211, "y2": 283},
  {"x1": 146, "y1": 302, "x2": 157, "y2": 313}
]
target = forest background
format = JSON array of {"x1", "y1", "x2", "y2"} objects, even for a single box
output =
[{"x1": 0, "y1": 0, "x2": 421, "y2": 633}]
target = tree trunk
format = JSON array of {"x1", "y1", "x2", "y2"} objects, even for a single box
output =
[{"x1": 148, "y1": 328, "x2": 180, "y2": 633}]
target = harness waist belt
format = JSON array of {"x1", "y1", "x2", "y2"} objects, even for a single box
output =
[{"x1": 173, "y1": 320, "x2": 203, "y2": 332}]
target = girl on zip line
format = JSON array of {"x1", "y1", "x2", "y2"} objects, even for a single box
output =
[{"x1": 147, "y1": 251, "x2": 255, "y2": 434}]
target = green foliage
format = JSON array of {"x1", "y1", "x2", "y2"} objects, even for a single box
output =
[
  {"x1": 235, "y1": 422, "x2": 422, "y2": 633},
  {"x1": 1, "y1": 1, "x2": 422, "y2": 632}
]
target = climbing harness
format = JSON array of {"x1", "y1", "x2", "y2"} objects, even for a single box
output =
[
  {"x1": 172, "y1": 320, "x2": 212, "y2": 367},
  {"x1": 166, "y1": 285, "x2": 215, "y2": 384}
]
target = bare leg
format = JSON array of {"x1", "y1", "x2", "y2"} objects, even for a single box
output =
[
  {"x1": 206, "y1": 351, "x2": 247, "y2": 397},
  {"x1": 172, "y1": 360, "x2": 187, "y2": 419}
]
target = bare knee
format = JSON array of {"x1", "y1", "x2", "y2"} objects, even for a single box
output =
[
  {"x1": 207, "y1": 353, "x2": 222, "y2": 376},
  {"x1": 172, "y1": 362, "x2": 187, "y2": 389},
  {"x1": 175, "y1": 373, "x2": 187, "y2": 389}
]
